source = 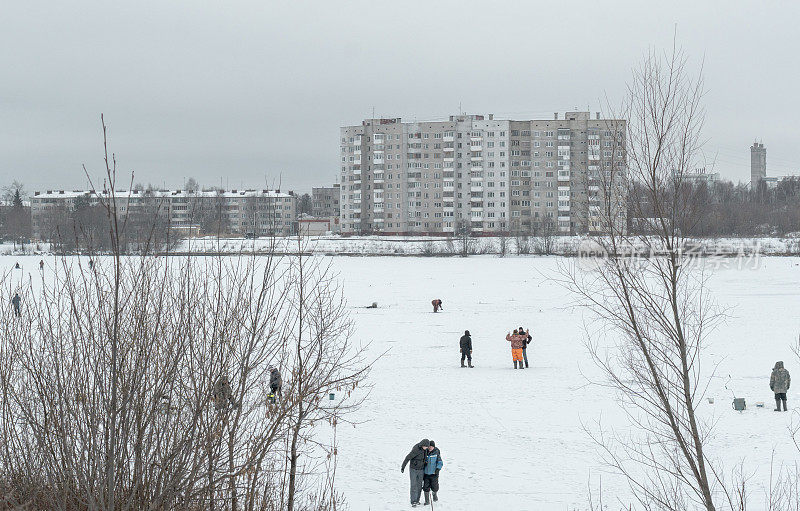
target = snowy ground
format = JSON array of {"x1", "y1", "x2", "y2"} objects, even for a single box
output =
[
  {"x1": 3, "y1": 255, "x2": 798, "y2": 510},
  {"x1": 325, "y1": 256, "x2": 800, "y2": 511}
]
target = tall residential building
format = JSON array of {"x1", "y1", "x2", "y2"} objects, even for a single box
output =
[
  {"x1": 30, "y1": 188, "x2": 297, "y2": 240},
  {"x1": 751, "y1": 141, "x2": 767, "y2": 189},
  {"x1": 312, "y1": 184, "x2": 340, "y2": 218},
  {"x1": 339, "y1": 112, "x2": 626, "y2": 235}
]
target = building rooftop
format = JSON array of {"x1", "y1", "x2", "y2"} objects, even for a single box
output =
[{"x1": 33, "y1": 189, "x2": 295, "y2": 199}]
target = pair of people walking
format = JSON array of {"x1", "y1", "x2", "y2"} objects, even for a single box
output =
[
  {"x1": 401, "y1": 438, "x2": 444, "y2": 507},
  {"x1": 505, "y1": 327, "x2": 532, "y2": 369}
]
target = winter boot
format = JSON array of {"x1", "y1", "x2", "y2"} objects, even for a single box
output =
[
  {"x1": 775, "y1": 398, "x2": 782, "y2": 411},
  {"x1": 783, "y1": 399, "x2": 788, "y2": 412},
  {"x1": 514, "y1": 361, "x2": 518, "y2": 369},
  {"x1": 433, "y1": 491, "x2": 438, "y2": 502},
  {"x1": 468, "y1": 362, "x2": 474, "y2": 368},
  {"x1": 461, "y1": 360, "x2": 465, "y2": 367},
  {"x1": 423, "y1": 491, "x2": 430, "y2": 505}
]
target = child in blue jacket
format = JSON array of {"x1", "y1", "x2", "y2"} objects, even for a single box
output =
[{"x1": 423, "y1": 440, "x2": 444, "y2": 505}]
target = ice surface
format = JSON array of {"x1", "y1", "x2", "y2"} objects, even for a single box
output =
[
  {"x1": 5, "y1": 255, "x2": 798, "y2": 510},
  {"x1": 324, "y1": 256, "x2": 800, "y2": 510}
]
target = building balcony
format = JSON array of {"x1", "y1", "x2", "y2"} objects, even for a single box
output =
[
  {"x1": 558, "y1": 204, "x2": 570, "y2": 212},
  {"x1": 470, "y1": 165, "x2": 483, "y2": 172},
  {"x1": 470, "y1": 175, "x2": 483, "y2": 181},
  {"x1": 444, "y1": 156, "x2": 454, "y2": 163},
  {"x1": 443, "y1": 135, "x2": 454, "y2": 142},
  {"x1": 353, "y1": 158, "x2": 361, "y2": 165},
  {"x1": 588, "y1": 154, "x2": 600, "y2": 161},
  {"x1": 353, "y1": 208, "x2": 362, "y2": 214},
  {"x1": 470, "y1": 144, "x2": 483, "y2": 151},
  {"x1": 558, "y1": 171, "x2": 570, "y2": 181},
  {"x1": 470, "y1": 135, "x2": 483, "y2": 142},
  {"x1": 443, "y1": 146, "x2": 454, "y2": 152},
  {"x1": 470, "y1": 185, "x2": 483, "y2": 192},
  {"x1": 354, "y1": 148, "x2": 361, "y2": 154},
  {"x1": 470, "y1": 156, "x2": 483, "y2": 162},
  {"x1": 558, "y1": 215, "x2": 571, "y2": 222},
  {"x1": 373, "y1": 173, "x2": 384, "y2": 183},
  {"x1": 354, "y1": 137, "x2": 362, "y2": 145}
]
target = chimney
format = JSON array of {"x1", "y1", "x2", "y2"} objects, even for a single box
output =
[
  {"x1": 554, "y1": 112, "x2": 558, "y2": 120},
  {"x1": 488, "y1": 114, "x2": 494, "y2": 120},
  {"x1": 596, "y1": 112, "x2": 600, "y2": 120}
]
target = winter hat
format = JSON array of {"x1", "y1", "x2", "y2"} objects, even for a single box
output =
[
  {"x1": 429, "y1": 440, "x2": 436, "y2": 447},
  {"x1": 518, "y1": 326, "x2": 525, "y2": 332},
  {"x1": 465, "y1": 330, "x2": 470, "y2": 336},
  {"x1": 420, "y1": 439, "x2": 430, "y2": 448},
  {"x1": 774, "y1": 361, "x2": 784, "y2": 370}
]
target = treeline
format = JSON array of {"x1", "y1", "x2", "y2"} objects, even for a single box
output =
[{"x1": 630, "y1": 177, "x2": 800, "y2": 237}]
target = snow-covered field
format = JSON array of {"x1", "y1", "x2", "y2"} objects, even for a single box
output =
[
  {"x1": 326, "y1": 256, "x2": 800, "y2": 510},
  {"x1": 3, "y1": 255, "x2": 798, "y2": 510}
]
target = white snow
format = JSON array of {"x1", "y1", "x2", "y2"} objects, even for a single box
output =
[
  {"x1": 3, "y1": 254, "x2": 798, "y2": 510},
  {"x1": 325, "y1": 256, "x2": 800, "y2": 510}
]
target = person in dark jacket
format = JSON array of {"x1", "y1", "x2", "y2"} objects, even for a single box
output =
[
  {"x1": 422, "y1": 440, "x2": 444, "y2": 505},
  {"x1": 39, "y1": 259, "x2": 44, "y2": 271},
  {"x1": 269, "y1": 367, "x2": 282, "y2": 401},
  {"x1": 770, "y1": 361, "x2": 791, "y2": 411},
  {"x1": 11, "y1": 293, "x2": 21, "y2": 317},
  {"x1": 401, "y1": 439, "x2": 430, "y2": 507},
  {"x1": 519, "y1": 326, "x2": 532, "y2": 368},
  {"x1": 432, "y1": 299, "x2": 443, "y2": 313},
  {"x1": 460, "y1": 330, "x2": 473, "y2": 368}
]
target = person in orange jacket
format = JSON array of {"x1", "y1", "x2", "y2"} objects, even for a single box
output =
[{"x1": 506, "y1": 329, "x2": 528, "y2": 369}]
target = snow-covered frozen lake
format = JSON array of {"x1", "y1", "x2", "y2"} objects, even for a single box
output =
[
  {"x1": 4, "y1": 255, "x2": 798, "y2": 510},
  {"x1": 325, "y1": 256, "x2": 800, "y2": 510}
]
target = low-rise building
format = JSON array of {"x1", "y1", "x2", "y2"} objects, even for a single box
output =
[{"x1": 30, "y1": 188, "x2": 297, "y2": 240}]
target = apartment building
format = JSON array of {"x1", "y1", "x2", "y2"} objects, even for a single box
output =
[
  {"x1": 312, "y1": 184, "x2": 340, "y2": 218},
  {"x1": 30, "y1": 188, "x2": 297, "y2": 240},
  {"x1": 339, "y1": 112, "x2": 626, "y2": 235}
]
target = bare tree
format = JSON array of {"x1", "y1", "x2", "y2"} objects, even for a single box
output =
[
  {"x1": 557, "y1": 46, "x2": 741, "y2": 510},
  {"x1": 0, "y1": 116, "x2": 371, "y2": 511}
]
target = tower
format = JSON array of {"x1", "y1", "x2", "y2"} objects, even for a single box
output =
[{"x1": 750, "y1": 141, "x2": 766, "y2": 189}]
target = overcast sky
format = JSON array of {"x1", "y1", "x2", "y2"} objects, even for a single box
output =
[{"x1": 1, "y1": 1, "x2": 798, "y2": 194}]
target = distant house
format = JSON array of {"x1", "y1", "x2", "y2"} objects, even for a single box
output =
[{"x1": 299, "y1": 216, "x2": 338, "y2": 236}]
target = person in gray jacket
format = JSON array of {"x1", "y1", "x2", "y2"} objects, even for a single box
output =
[
  {"x1": 770, "y1": 361, "x2": 791, "y2": 412},
  {"x1": 401, "y1": 438, "x2": 430, "y2": 507}
]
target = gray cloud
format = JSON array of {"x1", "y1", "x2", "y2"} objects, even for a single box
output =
[{"x1": 1, "y1": 0, "x2": 798, "y2": 194}]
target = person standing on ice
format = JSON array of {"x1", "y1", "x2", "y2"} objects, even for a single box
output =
[
  {"x1": 422, "y1": 440, "x2": 443, "y2": 505},
  {"x1": 269, "y1": 367, "x2": 282, "y2": 401},
  {"x1": 401, "y1": 438, "x2": 430, "y2": 507},
  {"x1": 431, "y1": 299, "x2": 443, "y2": 313},
  {"x1": 519, "y1": 326, "x2": 532, "y2": 368},
  {"x1": 11, "y1": 293, "x2": 21, "y2": 317},
  {"x1": 506, "y1": 329, "x2": 527, "y2": 369},
  {"x1": 39, "y1": 260, "x2": 44, "y2": 271},
  {"x1": 460, "y1": 330, "x2": 473, "y2": 368},
  {"x1": 770, "y1": 361, "x2": 791, "y2": 412}
]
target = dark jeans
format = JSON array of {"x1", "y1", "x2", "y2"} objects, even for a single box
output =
[
  {"x1": 522, "y1": 347, "x2": 529, "y2": 367},
  {"x1": 423, "y1": 473, "x2": 439, "y2": 493},
  {"x1": 460, "y1": 351, "x2": 471, "y2": 363},
  {"x1": 776, "y1": 392, "x2": 788, "y2": 410},
  {"x1": 409, "y1": 468, "x2": 424, "y2": 504}
]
